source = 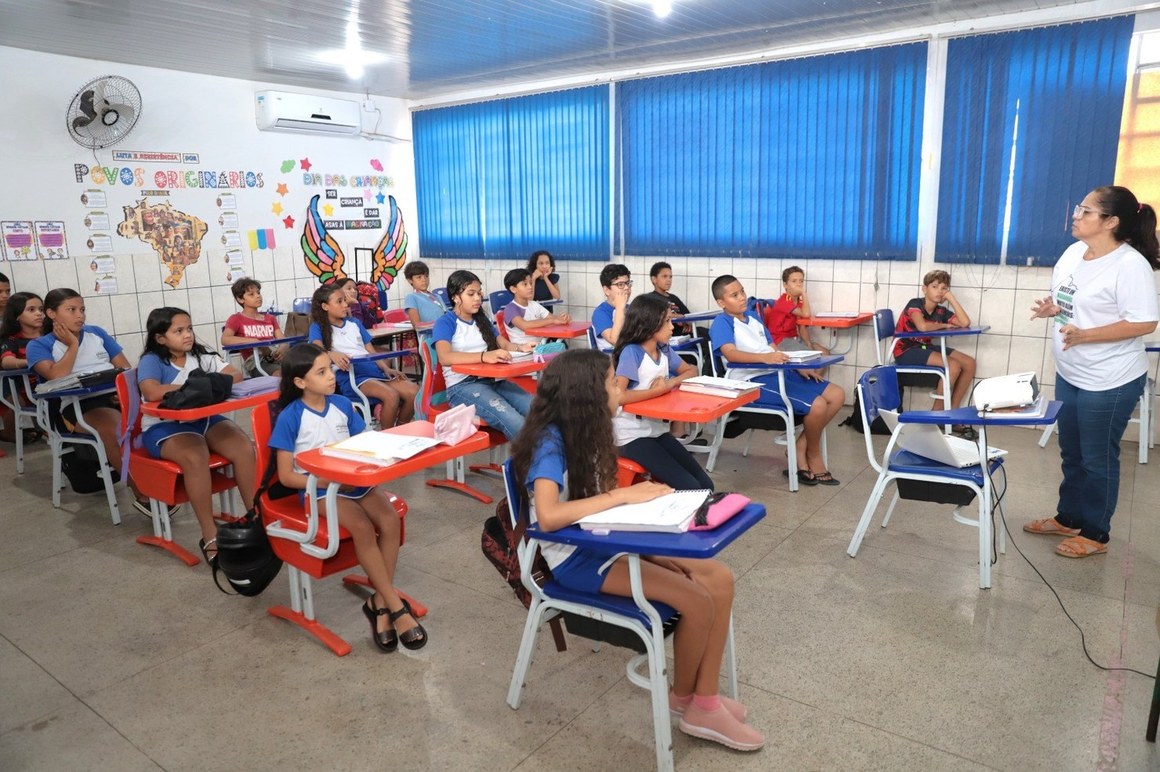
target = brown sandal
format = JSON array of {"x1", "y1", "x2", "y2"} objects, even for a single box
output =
[
  {"x1": 1023, "y1": 517, "x2": 1080, "y2": 537},
  {"x1": 1055, "y1": 535, "x2": 1107, "y2": 558}
]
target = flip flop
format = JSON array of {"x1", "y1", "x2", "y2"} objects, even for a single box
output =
[
  {"x1": 795, "y1": 470, "x2": 819, "y2": 486},
  {"x1": 811, "y1": 471, "x2": 840, "y2": 486},
  {"x1": 1023, "y1": 517, "x2": 1080, "y2": 537},
  {"x1": 1055, "y1": 535, "x2": 1107, "y2": 558}
]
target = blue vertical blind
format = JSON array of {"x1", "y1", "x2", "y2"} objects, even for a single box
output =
[
  {"x1": 617, "y1": 44, "x2": 927, "y2": 260},
  {"x1": 413, "y1": 86, "x2": 609, "y2": 261},
  {"x1": 937, "y1": 17, "x2": 1134, "y2": 265}
]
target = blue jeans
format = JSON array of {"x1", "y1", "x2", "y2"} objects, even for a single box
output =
[
  {"x1": 1054, "y1": 373, "x2": 1146, "y2": 543},
  {"x1": 445, "y1": 377, "x2": 533, "y2": 441}
]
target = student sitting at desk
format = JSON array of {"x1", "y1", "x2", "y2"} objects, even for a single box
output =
[
  {"x1": 401, "y1": 261, "x2": 447, "y2": 326},
  {"x1": 501, "y1": 268, "x2": 571, "y2": 346},
  {"x1": 613, "y1": 295, "x2": 713, "y2": 491},
  {"x1": 645, "y1": 261, "x2": 692, "y2": 334},
  {"x1": 0, "y1": 291, "x2": 44, "y2": 445},
  {"x1": 269, "y1": 343, "x2": 426, "y2": 652},
  {"x1": 0, "y1": 272, "x2": 10, "y2": 316},
  {"x1": 432, "y1": 270, "x2": 535, "y2": 441},
  {"x1": 765, "y1": 266, "x2": 830, "y2": 356},
  {"x1": 527, "y1": 249, "x2": 561, "y2": 301},
  {"x1": 893, "y1": 269, "x2": 977, "y2": 431},
  {"x1": 592, "y1": 263, "x2": 632, "y2": 351},
  {"x1": 138, "y1": 307, "x2": 256, "y2": 566},
  {"x1": 710, "y1": 275, "x2": 845, "y2": 486},
  {"x1": 27, "y1": 288, "x2": 147, "y2": 507},
  {"x1": 220, "y1": 278, "x2": 286, "y2": 376},
  {"x1": 308, "y1": 284, "x2": 417, "y2": 428},
  {"x1": 511, "y1": 348, "x2": 764, "y2": 752}
]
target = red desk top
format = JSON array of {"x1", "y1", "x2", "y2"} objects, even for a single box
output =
[
  {"x1": 524, "y1": 322, "x2": 590, "y2": 339},
  {"x1": 622, "y1": 388, "x2": 759, "y2": 422},
  {"x1": 450, "y1": 359, "x2": 546, "y2": 378},
  {"x1": 295, "y1": 421, "x2": 490, "y2": 487},
  {"x1": 797, "y1": 312, "x2": 874, "y2": 328},
  {"x1": 140, "y1": 389, "x2": 277, "y2": 421}
]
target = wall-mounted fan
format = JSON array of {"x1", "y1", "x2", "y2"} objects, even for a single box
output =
[{"x1": 66, "y1": 75, "x2": 142, "y2": 149}]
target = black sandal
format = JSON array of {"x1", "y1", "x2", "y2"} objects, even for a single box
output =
[
  {"x1": 198, "y1": 538, "x2": 218, "y2": 568},
  {"x1": 389, "y1": 599, "x2": 428, "y2": 651},
  {"x1": 812, "y1": 471, "x2": 840, "y2": 486},
  {"x1": 362, "y1": 597, "x2": 398, "y2": 653},
  {"x1": 795, "y1": 470, "x2": 819, "y2": 486}
]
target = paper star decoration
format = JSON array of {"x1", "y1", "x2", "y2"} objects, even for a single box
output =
[
  {"x1": 276, "y1": 182, "x2": 289, "y2": 196},
  {"x1": 322, "y1": 204, "x2": 334, "y2": 216},
  {"x1": 271, "y1": 201, "x2": 284, "y2": 215},
  {"x1": 282, "y1": 215, "x2": 296, "y2": 229},
  {"x1": 375, "y1": 191, "x2": 386, "y2": 205},
  {"x1": 363, "y1": 188, "x2": 372, "y2": 201},
  {"x1": 300, "y1": 158, "x2": 312, "y2": 171}
]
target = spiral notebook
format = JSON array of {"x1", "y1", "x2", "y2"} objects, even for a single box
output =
[{"x1": 577, "y1": 489, "x2": 710, "y2": 533}]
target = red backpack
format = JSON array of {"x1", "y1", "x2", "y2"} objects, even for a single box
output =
[{"x1": 356, "y1": 281, "x2": 383, "y2": 323}]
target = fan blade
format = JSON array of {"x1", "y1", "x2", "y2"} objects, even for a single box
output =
[
  {"x1": 101, "y1": 103, "x2": 134, "y2": 127},
  {"x1": 72, "y1": 89, "x2": 98, "y2": 129}
]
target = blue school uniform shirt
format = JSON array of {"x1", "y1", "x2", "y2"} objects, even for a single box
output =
[
  {"x1": 268, "y1": 395, "x2": 365, "y2": 475},
  {"x1": 137, "y1": 351, "x2": 230, "y2": 429},
  {"x1": 430, "y1": 310, "x2": 497, "y2": 388},
  {"x1": 26, "y1": 325, "x2": 122, "y2": 374},
  {"x1": 402, "y1": 290, "x2": 446, "y2": 323},
  {"x1": 591, "y1": 301, "x2": 615, "y2": 351},
  {"x1": 525, "y1": 424, "x2": 577, "y2": 570},
  {"x1": 307, "y1": 319, "x2": 380, "y2": 381}
]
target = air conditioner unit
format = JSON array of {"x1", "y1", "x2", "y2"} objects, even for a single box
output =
[{"x1": 255, "y1": 90, "x2": 361, "y2": 136}]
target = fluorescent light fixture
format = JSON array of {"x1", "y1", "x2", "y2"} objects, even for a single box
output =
[
  {"x1": 315, "y1": 15, "x2": 386, "y2": 80},
  {"x1": 652, "y1": 0, "x2": 672, "y2": 18}
]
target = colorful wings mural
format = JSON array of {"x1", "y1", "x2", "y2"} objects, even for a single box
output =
[
  {"x1": 301, "y1": 194, "x2": 347, "y2": 284},
  {"x1": 370, "y1": 195, "x2": 408, "y2": 294}
]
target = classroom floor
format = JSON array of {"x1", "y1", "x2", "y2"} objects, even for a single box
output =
[{"x1": 1, "y1": 417, "x2": 1158, "y2": 772}]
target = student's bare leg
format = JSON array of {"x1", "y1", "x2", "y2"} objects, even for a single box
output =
[
  {"x1": 923, "y1": 352, "x2": 959, "y2": 412},
  {"x1": 360, "y1": 381, "x2": 399, "y2": 427},
  {"x1": 158, "y1": 434, "x2": 216, "y2": 541},
  {"x1": 804, "y1": 383, "x2": 844, "y2": 473},
  {"x1": 360, "y1": 487, "x2": 419, "y2": 636},
  {"x1": 205, "y1": 421, "x2": 257, "y2": 510},
  {"x1": 671, "y1": 558, "x2": 735, "y2": 696},
  {"x1": 601, "y1": 557, "x2": 713, "y2": 697},
  {"x1": 390, "y1": 378, "x2": 418, "y2": 423},
  {"x1": 948, "y1": 351, "x2": 976, "y2": 409},
  {"x1": 330, "y1": 496, "x2": 403, "y2": 636}
]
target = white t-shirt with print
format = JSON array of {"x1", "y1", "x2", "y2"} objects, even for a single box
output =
[
  {"x1": 1051, "y1": 241, "x2": 1159, "y2": 391},
  {"x1": 503, "y1": 300, "x2": 550, "y2": 346}
]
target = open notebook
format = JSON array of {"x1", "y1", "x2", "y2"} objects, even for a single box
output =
[
  {"x1": 320, "y1": 431, "x2": 441, "y2": 466},
  {"x1": 577, "y1": 489, "x2": 710, "y2": 533}
]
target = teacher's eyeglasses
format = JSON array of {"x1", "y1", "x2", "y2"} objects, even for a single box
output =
[{"x1": 1073, "y1": 204, "x2": 1107, "y2": 219}]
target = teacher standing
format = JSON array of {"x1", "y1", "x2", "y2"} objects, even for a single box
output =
[{"x1": 1026, "y1": 185, "x2": 1159, "y2": 558}]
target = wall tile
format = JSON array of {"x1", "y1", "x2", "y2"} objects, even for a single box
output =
[
  {"x1": 84, "y1": 294, "x2": 113, "y2": 332},
  {"x1": 832, "y1": 261, "x2": 861, "y2": 282},
  {"x1": 977, "y1": 288, "x2": 1014, "y2": 335}
]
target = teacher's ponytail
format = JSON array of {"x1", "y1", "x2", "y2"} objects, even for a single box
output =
[{"x1": 1094, "y1": 185, "x2": 1160, "y2": 269}]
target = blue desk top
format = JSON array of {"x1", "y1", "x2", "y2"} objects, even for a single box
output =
[
  {"x1": 897, "y1": 400, "x2": 1061, "y2": 427},
  {"x1": 729, "y1": 354, "x2": 844, "y2": 371},
  {"x1": 894, "y1": 325, "x2": 990, "y2": 340},
  {"x1": 527, "y1": 503, "x2": 766, "y2": 559},
  {"x1": 674, "y1": 310, "x2": 722, "y2": 323},
  {"x1": 0, "y1": 367, "x2": 32, "y2": 379},
  {"x1": 351, "y1": 349, "x2": 416, "y2": 364},
  {"x1": 34, "y1": 382, "x2": 117, "y2": 400},
  {"x1": 222, "y1": 335, "x2": 306, "y2": 353}
]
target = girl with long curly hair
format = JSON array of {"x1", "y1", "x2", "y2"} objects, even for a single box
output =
[{"x1": 510, "y1": 349, "x2": 764, "y2": 752}]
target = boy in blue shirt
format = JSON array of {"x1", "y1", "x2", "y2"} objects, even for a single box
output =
[
  {"x1": 592, "y1": 263, "x2": 632, "y2": 351},
  {"x1": 402, "y1": 261, "x2": 447, "y2": 327}
]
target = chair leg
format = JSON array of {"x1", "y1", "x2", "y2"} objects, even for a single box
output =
[
  {"x1": 13, "y1": 412, "x2": 24, "y2": 475},
  {"x1": 136, "y1": 501, "x2": 200, "y2": 566},
  {"x1": 705, "y1": 415, "x2": 727, "y2": 473},
  {"x1": 1147, "y1": 652, "x2": 1160, "y2": 742},
  {"x1": 267, "y1": 568, "x2": 352, "y2": 656},
  {"x1": 742, "y1": 428, "x2": 755, "y2": 457},
  {"x1": 881, "y1": 490, "x2": 900, "y2": 528},
  {"x1": 786, "y1": 428, "x2": 798, "y2": 492},
  {"x1": 723, "y1": 613, "x2": 738, "y2": 699},
  {"x1": 646, "y1": 625, "x2": 675, "y2": 772},
  {"x1": 977, "y1": 494, "x2": 992, "y2": 590},
  {"x1": 51, "y1": 439, "x2": 63, "y2": 508},
  {"x1": 848, "y1": 474, "x2": 888, "y2": 556},
  {"x1": 507, "y1": 598, "x2": 548, "y2": 709},
  {"x1": 425, "y1": 457, "x2": 494, "y2": 503},
  {"x1": 1139, "y1": 393, "x2": 1149, "y2": 465},
  {"x1": 1038, "y1": 422, "x2": 1056, "y2": 448}
]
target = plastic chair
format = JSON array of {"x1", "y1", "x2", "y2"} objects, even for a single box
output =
[
  {"x1": 251, "y1": 402, "x2": 415, "y2": 656},
  {"x1": 845, "y1": 366, "x2": 1006, "y2": 588},
  {"x1": 873, "y1": 308, "x2": 952, "y2": 402},
  {"x1": 707, "y1": 350, "x2": 824, "y2": 490},
  {"x1": 415, "y1": 336, "x2": 507, "y2": 503},
  {"x1": 114, "y1": 369, "x2": 238, "y2": 565},
  {"x1": 433, "y1": 286, "x2": 451, "y2": 309},
  {"x1": 495, "y1": 309, "x2": 510, "y2": 341},
  {"x1": 344, "y1": 349, "x2": 415, "y2": 425},
  {"x1": 489, "y1": 289, "x2": 513, "y2": 318},
  {"x1": 502, "y1": 459, "x2": 736, "y2": 772},
  {"x1": 0, "y1": 369, "x2": 41, "y2": 474}
]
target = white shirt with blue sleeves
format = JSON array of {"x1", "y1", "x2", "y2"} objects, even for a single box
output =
[
  {"x1": 709, "y1": 310, "x2": 775, "y2": 379},
  {"x1": 268, "y1": 395, "x2": 365, "y2": 475},
  {"x1": 27, "y1": 325, "x2": 122, "y2": 374},
  {"x1": 137, "y1": 351, "x2": 230, "y2": 429},
  {"x1": 525, "y1": 425, "x2": 576, "y2": 570},
  {"x1": 431, "y1": 311, "x2": 494, "y2": 387},
  {"x1": 612, "y1": 343, "x2": 681, "y2": 445},
  {"x1": 591, "y1": 301, "x2": 615, "y2": 351}
]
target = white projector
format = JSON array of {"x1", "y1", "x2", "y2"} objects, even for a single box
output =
[{"x1": 972, "y1": 372, "x2": 1039, "y2": 411}]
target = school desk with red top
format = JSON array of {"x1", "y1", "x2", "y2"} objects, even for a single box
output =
[
  {"x1": 522, "y1": 321, "x2": 591, "y2": 339},
  {"x1": 622, "y1": 387, "x2": 760, "y2": 471}
]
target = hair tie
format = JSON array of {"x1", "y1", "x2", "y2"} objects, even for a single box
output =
[{"x1": 1138, "y1": 203, "x2": 1143, "y2": 213}]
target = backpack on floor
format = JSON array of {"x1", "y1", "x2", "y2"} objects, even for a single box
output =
[
  {"x1": 840, "y1": 390, "x2": 892, "y2": 436},
  {"x1": 60, "y1": 443, "x2": 116, "y2": 494},
  {"x1": 481, "y1": 497, "x2": 567, "y2": 651}
]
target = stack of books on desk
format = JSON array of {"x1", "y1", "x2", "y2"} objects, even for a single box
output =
[
  {"x1": 578, "y1": 489, "x2": 710, "y2": 533},
  {"x1": 814, "y1": 311, "x2": 861, "y2": 318},
  {"x1": 34, "y1": 367, "x2": 122, "y2": 395},
  {"x1": 320, "y1": 431, "x2": 441, "y2": 466},
  {"x1": 783, "y1": 349, "x2": 822, "y2": 362},
  {"x1": 679, "y1": 376, "x2": 761, "y2": 399}
]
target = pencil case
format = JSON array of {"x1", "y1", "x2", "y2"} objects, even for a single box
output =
[{"x1": 688, "y1": 492, "x2": 750, "y2": 530}]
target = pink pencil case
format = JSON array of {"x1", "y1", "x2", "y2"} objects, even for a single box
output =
[{"x1": 688, "y1": 492, "x2": 751, "y2": 531}]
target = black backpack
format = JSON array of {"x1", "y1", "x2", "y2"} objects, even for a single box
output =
[
  {"x1": 211, "y1": 437, "x2": 285, "y2": 596},
  {"x1": 840, "y1": 390, "x2": 892, "y2": 435}
]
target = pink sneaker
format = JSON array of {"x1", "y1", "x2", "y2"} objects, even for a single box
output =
[
  {"x1": 668, "y1": 691, "x2": 748, "y2": 723},
  {"x1": 678, "y1": 702, "x2": 764, "y2": 751}
]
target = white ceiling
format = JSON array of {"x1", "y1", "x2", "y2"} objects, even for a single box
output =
[{"x1": 0, "y1": 1, "x2": 1120, "y2": 100}]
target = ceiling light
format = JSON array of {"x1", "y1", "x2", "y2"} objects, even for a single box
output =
[{"x1": 652, "y1": 0, "x2": 672, "y2": 18}]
